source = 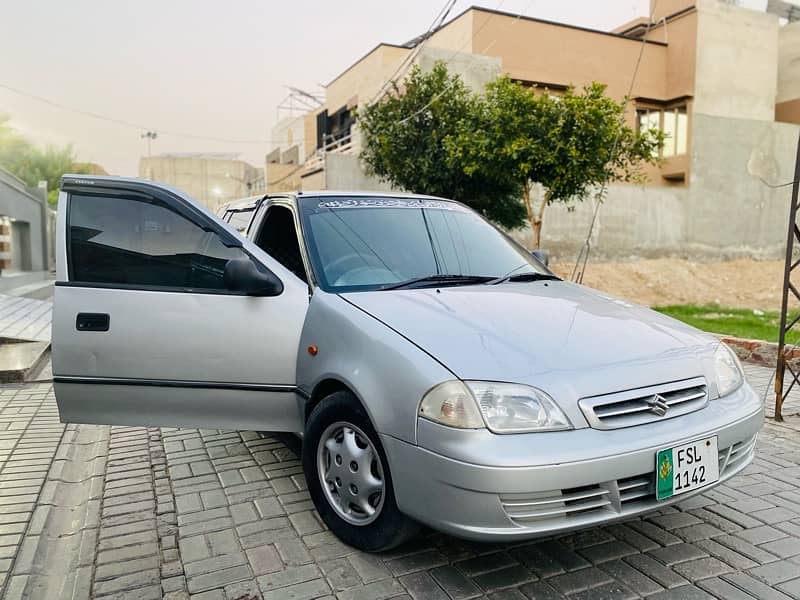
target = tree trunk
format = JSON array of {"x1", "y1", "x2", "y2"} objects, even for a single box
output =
[
  {"x1": 522, "y1": 184, "x2": 535, "y2": 242},
  {"x1": 523, "y1": 184, "x2": 548, "y2": 249}
]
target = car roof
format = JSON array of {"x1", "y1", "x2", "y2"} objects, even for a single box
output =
[
  {"x1": 60, "y1": 175, "x2": 455, "y2": 209},
  {"x1": 222, "y1": 190, "x2": 458, "y2": 212},
  {"x1": 297, "y1": 190, "x2": 447, "y2": 202},
  {"x1": 222, "y1": 195, "x2": 264, "y2": 211}
]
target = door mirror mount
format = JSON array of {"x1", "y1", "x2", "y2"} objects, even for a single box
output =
[
  {"x1": 223, "y1": 257, "x2": 283, "y2": 296},
  {"x1": 531, "y1": 249, "x2": 549, "y2": 267}
]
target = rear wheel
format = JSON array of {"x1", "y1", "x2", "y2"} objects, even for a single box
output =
[{"x1": 302, "y1": 390, "x2": 419, "y2": 551}]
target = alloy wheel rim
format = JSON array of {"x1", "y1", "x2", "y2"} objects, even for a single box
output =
[{"x1": 317, "y1": 421, "x2": 385, "y2": 526}]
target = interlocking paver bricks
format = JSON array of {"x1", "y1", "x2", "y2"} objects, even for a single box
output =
[
  {"x1": 694, "y1": 538, "x2": 760, "y2": 570},
  {"x1": 748, "y1": 559, "x2": 800, "y2": 585},
  {"x1": 722, "y1": 572, "x2": 796, "y2": 600},
  {"x1": 546, "y1": 566, "x2": 614, "y2": 595},
  {"x1": 624, "y1": 554, "x2": 689, "y2": 589},
  {"x1": 599, "y1": 558, "x2": 663, "y2": 596},
  {"x1": 648, "y1": 542, "x2": 709, "y2": 566},
  {"x1": 5, "y1": 352, "x2": 800, "y2": 600}
]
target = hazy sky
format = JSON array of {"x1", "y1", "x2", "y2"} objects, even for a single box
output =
[{"x1": 0, "y1": 0, "x2": 757, "y2": 176}]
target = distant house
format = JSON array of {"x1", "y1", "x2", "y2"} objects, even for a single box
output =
[
  {"x1": 267, "y1": 0, "x2": 800, "y2": 259},
  {"x1": 0, "y1": 167, "x2": 51, "y2": 281}
]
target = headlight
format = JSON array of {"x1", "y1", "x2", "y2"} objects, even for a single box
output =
[
  {"x1": 419, "y1": 381, "x2": 571, "y2": 433},
  {"x1": 466, "y1": 382, "x2": 571, "y2": 433},
  {"x1": 418, "y1": 381, "x2": 484, "y2": 429},
  {"x1": 714, "y1": 343, "x2": 744, "y2": 397}
]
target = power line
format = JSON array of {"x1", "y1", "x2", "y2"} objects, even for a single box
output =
[
  {"x1": 570, "y1": 0, "x2": 660, "y2": 284},
  {"x1": 760, "y1": 177, "x2": 800, "y2": 189},
  {"x1": 367, "y1": 0, "x2": 459, "y2": 106},
  {"x1": 267, "y1": 163, "x2": 306, "y2": 186},
  {"x1": 0, "y1": 82, "x2": 277, "y2": 145},
  {"x1": 392, "y1": 0, "x2": 514, "y2": 127}
]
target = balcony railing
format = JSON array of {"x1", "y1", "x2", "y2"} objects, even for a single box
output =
[{"x1": 303, "y1": 132, "x2": 359, "y2": 174}]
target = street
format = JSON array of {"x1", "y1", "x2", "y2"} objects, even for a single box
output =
[{"x1": 0, "y1": 297, "x2": 799, "y2": 600}]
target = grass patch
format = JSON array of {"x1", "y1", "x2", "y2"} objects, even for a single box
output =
[{"x1": 653, "y1": 304, "x2": 800, "y2": 344}]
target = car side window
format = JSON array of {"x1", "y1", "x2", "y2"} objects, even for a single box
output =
[
  {"x1": 227, "y1": 209, "x2": 254, "y2": 235},
  {"x1": 68, "y1": 193, "x2": 247, "y2": 292},
  {"x1": 254, "y1": 205, "x2": 307, "y2": 283}
]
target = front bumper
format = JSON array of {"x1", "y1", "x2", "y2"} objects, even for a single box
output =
[{"x1": 381, "y1": 383, "x2": 763, "y2": 542}]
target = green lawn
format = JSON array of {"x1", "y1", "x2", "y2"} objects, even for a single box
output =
[{"x1": 653, "y1": 304, "x2": 800, "y2": 344}]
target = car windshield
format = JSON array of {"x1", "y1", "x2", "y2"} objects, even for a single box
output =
[{"x1": 299, "y1": 196, "x2": 549, "y2": 292}]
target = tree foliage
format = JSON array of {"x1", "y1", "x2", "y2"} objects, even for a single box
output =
[
  {"x1": 451, "y1": 79, "x2": 664, "y2": 247},
  {"x1": 359, "y1": 64, "x2": 664, "y2": 248},
  {"x1": 357, "y1": 63, "x2": 525, "y2": 229},
  {"x1": 0, "y1": 114, "x2": 89, "y2": 204}
]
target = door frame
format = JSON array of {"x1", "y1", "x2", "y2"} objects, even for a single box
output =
[{"x1": 53, "y1": 176, "x2": 309, "y2": 431}]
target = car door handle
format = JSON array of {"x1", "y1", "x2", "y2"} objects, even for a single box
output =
[{"x1": 76, "y1": 313, "x2": 110, "y2": 332}]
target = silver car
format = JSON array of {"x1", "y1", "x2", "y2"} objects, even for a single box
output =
[{"x1": 53, "y1": 175, "x2": 763, "y2": 552}]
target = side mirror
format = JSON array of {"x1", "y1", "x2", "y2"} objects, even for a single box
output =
[
  {"x1": 224, "y1": 257, "x2": 283, "y2": 296},
  {"x1": 531, "y1": 249, "x2": 549, "y2": 267}
]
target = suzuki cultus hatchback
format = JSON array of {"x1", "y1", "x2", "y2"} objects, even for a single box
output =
[{"x1": 53, "y1": 176, "x2": 763, "y2": 551}]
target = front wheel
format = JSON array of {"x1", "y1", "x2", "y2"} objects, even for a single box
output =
[{"x1": 302, "y1": 390, "x2": 419, "y2": 551}]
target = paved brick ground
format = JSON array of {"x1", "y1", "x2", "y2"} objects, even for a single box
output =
[
  {"x1": 0, "y1": 295, "x2": 51, "y2": 343},
  {"x1": 2, "y1": 368, "x2": 800, "y2": 600}
]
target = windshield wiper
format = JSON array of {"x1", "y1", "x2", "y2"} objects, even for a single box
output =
[
  {"x1": 489, "y1": 272, "x2": 562, "y2": 285},
  {"x1": 382, "y1": 274, "x2": 495, "y2": 290}
]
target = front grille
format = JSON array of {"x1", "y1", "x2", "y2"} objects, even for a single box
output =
[
  {"x1": 579, "y1": 377, "x2": 708, "y2": 430},
  {"x1": 500, "y1": 434, "x2": 757, "y2": 530},
  {"x1": 618, "y1": 473, "x2": 653, "y2": 504},
  {"x1": 501, "y1": 485, "x2": 613, "y2": 524}
]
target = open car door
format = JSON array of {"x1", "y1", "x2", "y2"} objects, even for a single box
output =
[{"x1": 52, "y1": 175, "x2": 307, "y2": 432}]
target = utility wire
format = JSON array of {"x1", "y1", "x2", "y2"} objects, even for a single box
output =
[
  {"x1": 570, "y1": 0, "x2": 660, "y2": 284},
  {"x1": 392, "y1": 0, "x2": 521, "y2": 127},
  {"x1": 0, "y1": 82, "x2": 277, "y2": 145},
  {"x1": 368, "y1": 0, "x2": 459, "y2": 106},
  {"x1": 267, "y1": 163, "x2": 306, "y2": 186},
  {"x1": 760, "y1": 177, "x2": 800, "y2": 189}
]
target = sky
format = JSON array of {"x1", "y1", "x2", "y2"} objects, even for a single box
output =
[{"x1": 0, "y1": 0, "x2": 764, "y2": 176}]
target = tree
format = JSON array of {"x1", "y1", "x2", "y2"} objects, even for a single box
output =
[
  {"x1": 0, "y1": 114, "x2": 89, "y2": 205},
  {"x1": 358, "y1": 63, "x2": 526, "y2": 229},
  {"x1": 452, "y1": 79, "x2": 664, "y2": 247}
]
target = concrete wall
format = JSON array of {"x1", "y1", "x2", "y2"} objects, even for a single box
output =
[
  {"x1": 509, "y1": 113, "x2": 800, "y2": 261},
  {"x1": 683, "y1": 113, "x2": 798, "y2": 257},
  {"x1": 321, "y1": 154, "x2": 395, "y2": 193},
  {"x1": 416, "y1": 47, "x2": 501, "y2": 93},
  {"x1": 269, "y1": 115, "x2": 307, "y2": 164},
  {"x1": 657, "y1": 9, "x2": 698, "y2": 99},
  {"x1": 427, "y1": 10, "x2": 473, "y2": 54},
  {"x1": 651, "y1": 0, "x2": 696, "y2": 22},
  {"x1": 693, "y1": 0, "x2": 778, "y2": 122},
  {"x1": 266, "y1": 163, "x2": 302, "y2": 193},
  {"x1": 0, "y1": 168, "x2": 47, "y2": 272},
  {"x1": 325, "y1": 44, "x2": 411, "y2": 111}
]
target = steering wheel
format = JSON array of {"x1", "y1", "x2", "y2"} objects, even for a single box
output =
[{"x1": 325, "y1": 253, "x2": 385, "y2": 280}]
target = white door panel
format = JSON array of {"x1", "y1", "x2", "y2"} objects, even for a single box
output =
[
  {"x1": 52, "y1": 285, "x2": 305, "y2": 384},
  {"x1": 53, "y1": 176, "x2": 307, "y2": 431},
  {"x1": 55, "y1": 384, "x2": 302, "y2": 431}
]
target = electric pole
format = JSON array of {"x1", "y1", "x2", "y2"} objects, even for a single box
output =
[{"x1": 141, "y1": 131, "x2": 158, "y2": 157}]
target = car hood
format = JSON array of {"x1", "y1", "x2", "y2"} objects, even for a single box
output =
[{"x1": 342, "y1": 282, "x2": 721, "y2": 418}]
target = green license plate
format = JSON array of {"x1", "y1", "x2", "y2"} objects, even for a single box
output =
[{"x1": 656, "y1": 436, "x2": 719, "y2": 501}]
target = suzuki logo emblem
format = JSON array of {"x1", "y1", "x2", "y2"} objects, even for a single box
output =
[{"x1": 647, "y1": 394, "x2": 669, "y2": 417}]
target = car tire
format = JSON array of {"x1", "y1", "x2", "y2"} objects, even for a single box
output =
[{"x1": 302, "y1": 390, "x2": 419, "y2": 552}]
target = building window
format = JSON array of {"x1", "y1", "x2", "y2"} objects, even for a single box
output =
[{"x1": 637, "y1": 105, "x2": 688, "y2": 157}]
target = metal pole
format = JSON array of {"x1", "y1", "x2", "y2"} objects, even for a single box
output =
[{"x1": 775, "y1": 130, "x2": 800, "y2": 422}]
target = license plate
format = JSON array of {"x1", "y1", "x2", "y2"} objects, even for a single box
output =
[{"x1": 656, "y1": 436, "x2": 719, "y2": 500}]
